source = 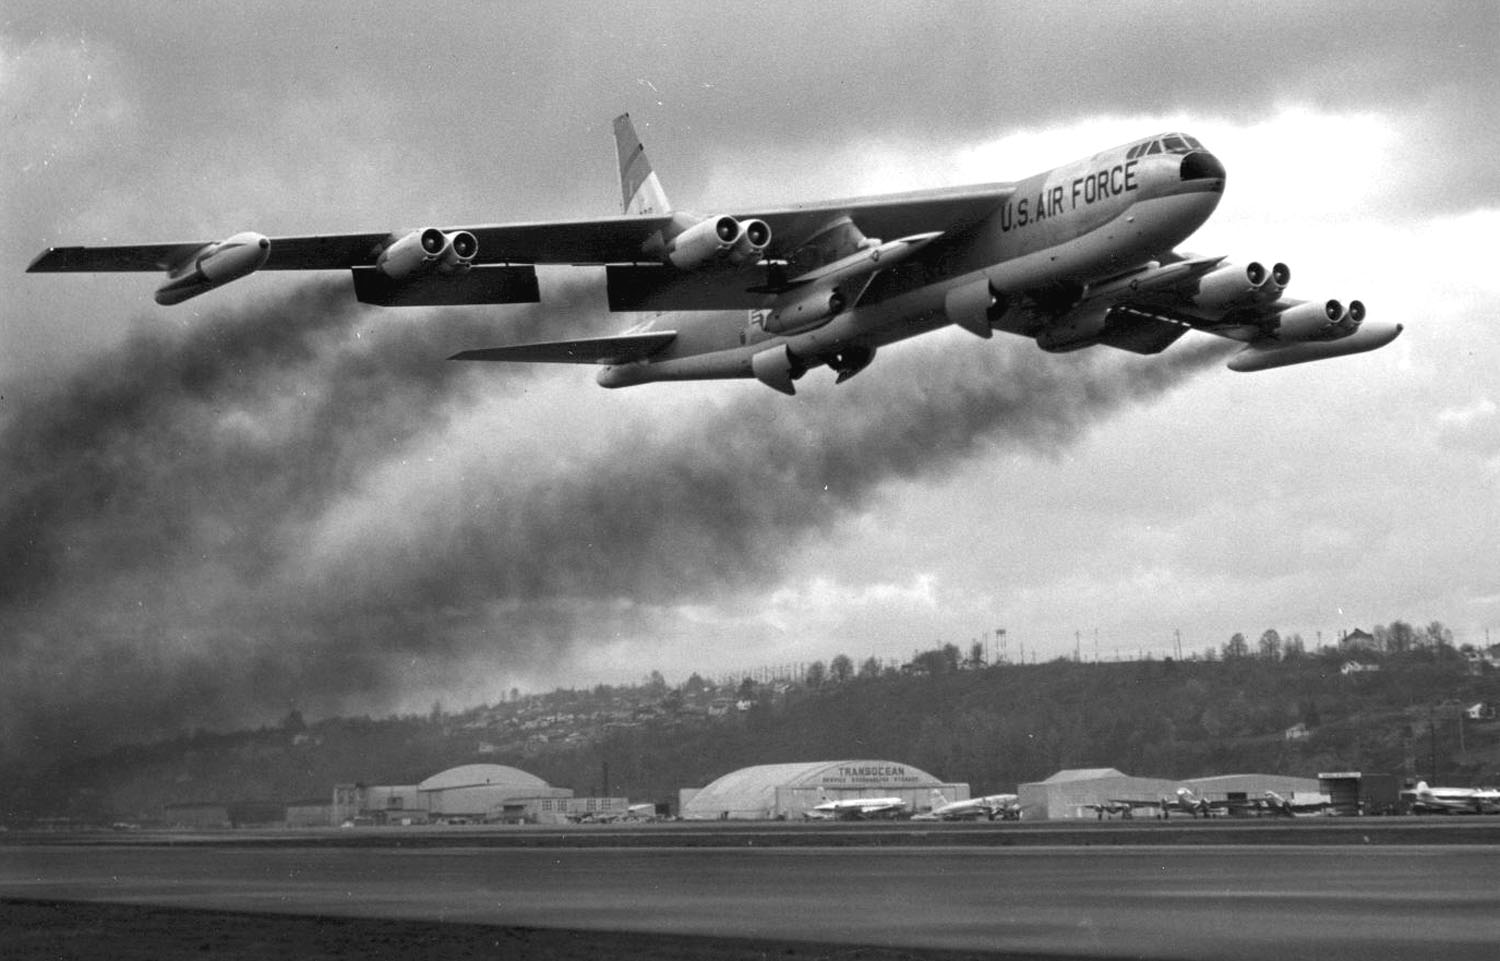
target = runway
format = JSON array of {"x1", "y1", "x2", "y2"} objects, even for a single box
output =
[{"x1": 4, "y1": 825, "x2": 1499, "y2": 959}]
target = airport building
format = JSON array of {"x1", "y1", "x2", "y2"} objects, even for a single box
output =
[
  {"x1": 1019, "y1": 767, "x2": 1322, "y2": 819},
  {"x1": 680, "y1": 759, "x2": 967, "y2": 820},
  {"x1": 333, "y1": 763, "x2": 585, "y2": 825}
]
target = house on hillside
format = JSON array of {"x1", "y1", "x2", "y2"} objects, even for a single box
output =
[
  {"x1": 1340, "y1": 660, "x2": 1381, "y2": 676},
  {"x1": 1339, "y1": 629, "x2": 1378, "y2": 652},
  {"x1": 1465, "y1": 702, "x2": 1495, "y2": 721},
  {"x1": 1284, "y1": 722, "x2": 1311, "y2": 741}
]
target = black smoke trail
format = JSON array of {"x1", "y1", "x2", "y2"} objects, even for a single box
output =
[{"x1": 0, "y1": 276, "x2": 1227, "y2": 764}]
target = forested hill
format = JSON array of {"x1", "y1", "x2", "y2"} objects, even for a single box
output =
[
  {"x1": 8, "y1": 644, "x2": 1499, "y2": 823},
  {"x1": 540, "y1": 648, "x2": 1500, "y2": 801}
]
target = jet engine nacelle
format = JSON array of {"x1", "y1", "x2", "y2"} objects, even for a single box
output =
[
  {"x1": 154, "y1": 231, "x2": 270, "y2": 305},
  {"x1": 763, "y1": 284, "x2": 845, "y2": 335},
  {"x1": 665, "y1": 215, "x2": 743, "y2": 270},
  {"x1": 1192, "y1": 260, "x2": 1289, "y2": 310},
  {"x1": 1275, "y1": 298, "x2": 1363, "y2": 342},
  {"x1": 730, "y1": 218, "x2": 771, "y2": 266},
  {"x1": 376, "y1": 228, "x2": 478, "y2": 279},
  {"x1": 750, "y1": 344, "x2": 804, "y2": 395}
]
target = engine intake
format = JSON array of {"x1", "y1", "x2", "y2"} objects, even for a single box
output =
[
  {"x1": 665, "y1": 215, "x2": 743, "y2": 270},
  {"x1": 729, "y1": 218, "x2": 771, "y2": 265},
  {"x1": 377, "y1": 228, "x2": 478, "y2": 279},
  {"x1": 440, "y1": 230, "x2": 478, "y2": 273},
  {"x1": 1275, "y1": 299, "x2": 1359, "y2": 342},
  {"x1": 1191, "y1": 260, "x2": 1289, "y2": 311}
]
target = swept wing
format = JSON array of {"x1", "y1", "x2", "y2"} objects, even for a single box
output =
[
  {"x1": 1031, "y1": 256, "x2": 1401, "y2": 370},
  {"x1": 29, "y1": 185, "x2": 1011, "y2": 311}
]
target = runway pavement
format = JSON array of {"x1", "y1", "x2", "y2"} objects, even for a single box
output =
[{"x1": 3, "y1": 823, "x2": 1499, "y2": 959}]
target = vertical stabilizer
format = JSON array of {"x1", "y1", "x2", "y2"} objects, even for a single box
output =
[{"x1": 614, "y1": 113, "x2": 672, "y2": 215}]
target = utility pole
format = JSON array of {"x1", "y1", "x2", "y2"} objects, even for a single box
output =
[{"x1": 1430, "y1": 705, "x2": 1438, "y2": 783}]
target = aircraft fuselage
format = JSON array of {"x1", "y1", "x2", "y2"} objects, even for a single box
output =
[{"x1": 597, "y1": 136, "x2": 1225, "y2": 390}]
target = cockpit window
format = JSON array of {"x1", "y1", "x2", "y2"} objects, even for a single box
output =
[{"x1": 1129, "y1": 136, "x2": 1204, "y2": 159}]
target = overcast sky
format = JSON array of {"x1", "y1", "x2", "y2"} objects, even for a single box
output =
[{"x1": 3, "y1": 2, "x2": 1498, "y2": 760}]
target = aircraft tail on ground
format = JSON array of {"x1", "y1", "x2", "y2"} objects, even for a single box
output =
[{"x1": 614, "y1": 113, "x2": 672, "y2": 215}]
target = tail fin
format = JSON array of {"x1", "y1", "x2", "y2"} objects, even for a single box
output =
[{"x1": 614, "y1": 113, "x2": 671, "y2": 215}]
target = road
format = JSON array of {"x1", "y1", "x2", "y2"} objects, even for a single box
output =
[{"x1": 4, "y1": 835, "x2": 1499, "y2": 959}]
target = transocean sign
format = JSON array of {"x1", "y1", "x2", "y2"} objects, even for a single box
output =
[{"x1": 821, "y1": 765, "x2": 922, "y2": 786}]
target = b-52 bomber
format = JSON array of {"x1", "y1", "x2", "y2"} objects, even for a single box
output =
[{"x1": 28, "y1": 115, "x2": 1401, "y2": 395}]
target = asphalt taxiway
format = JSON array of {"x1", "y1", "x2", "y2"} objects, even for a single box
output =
[{"x1": 3, "y1": 820, "x2": 1498, "y2": 960}]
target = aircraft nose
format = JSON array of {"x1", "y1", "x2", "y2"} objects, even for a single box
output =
[{"x1": 1180, "y1": 150, "x2": 1226, "y2": 183}]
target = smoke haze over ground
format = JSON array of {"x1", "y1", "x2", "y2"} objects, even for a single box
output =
[{"x1": 1, "y1": 274, "x2": 1221, "y2": 762}]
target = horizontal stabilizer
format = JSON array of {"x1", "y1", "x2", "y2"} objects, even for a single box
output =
[
  {"x1": 352, "y1": 265, "x2": 541, "y2": 307},
  {"x1": 450, "y1": 331, "x2": 677, "y2": 365}
]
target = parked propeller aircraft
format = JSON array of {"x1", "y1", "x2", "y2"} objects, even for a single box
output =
[
  {"x1": 1085, "y1": 800, "x2": 1141, "y2": 820},
  {"x1": 1109, "y1": 787, "x2": 1225, "y2": 819},
  {"x1": 1408, "y1": 781, "x2": 1500, "y2": 815},
  {"x1": 1256, "y1": 790, "x2": 1330, "y2": 818},
  {"x1": 807, "y1": 794, "x2": 909, "y2": 820},
  {"x1": 27, "y1": 115, "x2": 1400, "y2": 394},
  {"x1": 914, "y1": 789, "x2": 1021, "y2": 821}
]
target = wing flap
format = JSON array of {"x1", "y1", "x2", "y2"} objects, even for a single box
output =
[
  {"x1": 450, "y1": 331, "x2": 677, "y2": 366},
  {"x1": 1096, "y1": 307, "x2": 1194, "y2": 354},
  {"x1": 352, "y1": 265, "x2": 541, "y2": 306},
  {"x1": 606, "y1": 264, "x2": 774, "y2": 311}
]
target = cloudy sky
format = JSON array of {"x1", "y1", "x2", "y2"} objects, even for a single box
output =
[{"x1": 3, "y1": 2, "x2": 1497, "y2": 760}]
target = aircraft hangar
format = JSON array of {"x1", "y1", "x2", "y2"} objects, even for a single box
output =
[
  {"x1": 1019, "y1": 767, "x2": 1322, "y2": 819},
  {"x1": 680, "y1": 760, "x2": 968, "y2": 820},
  {"x1": 333, "y1": 763, "x2": 578, "y2": 825}
]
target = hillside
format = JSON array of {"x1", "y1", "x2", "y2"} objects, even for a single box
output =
[{"x1": 6, "y1": 644, "x2": 1499, "y2": 824}]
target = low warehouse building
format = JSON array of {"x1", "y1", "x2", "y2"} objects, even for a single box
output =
[
  {"x1": 1020, "y1": 768, "x2": 1321, "y2": 819},
  {"x1": 681, "y1": 760, "x2": 967, "y2": 820}
]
